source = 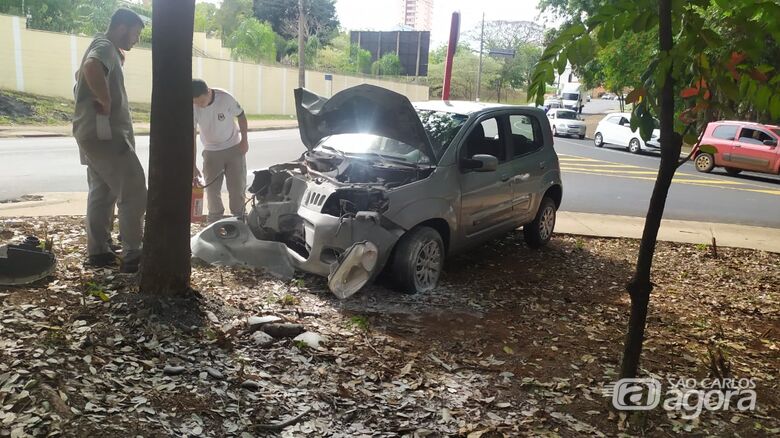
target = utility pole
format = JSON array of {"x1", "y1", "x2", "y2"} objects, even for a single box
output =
[
  {"x1": 476, "y1": 12, "x2": 485, "y2": 101},
  {"x1": 297, "y1": 0, "x2": 305, "y2": 87}
]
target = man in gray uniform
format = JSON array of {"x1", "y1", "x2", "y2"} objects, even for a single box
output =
[{"x1": 73, "y1": 9, "x2": 147, "y2": 273}]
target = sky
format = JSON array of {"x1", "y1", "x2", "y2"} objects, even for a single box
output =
[
  {"x1": 198, "y1": 0, "x2": 551, "y2": 49},
  {"x1": 335, "y1": 0, "x2": 549, "y2": 48}
]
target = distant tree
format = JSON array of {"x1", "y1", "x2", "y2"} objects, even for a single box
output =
[
  {"x1": 371, "y1": 53, "x2": 402, "y2": 76},
  {"x1": 194, "y1": 2, "x2": 219, "y2": 35},
  {"x1": 253, "y1": 0, "x2": 338, "y2": 44},
  {"x1": 218, "y1": 0, "x2": 252, "y2": 44},
  {"x1": 465, "y1": 20, "x2": 545, "y2": 52},
  {"x1": 229, "y1": 17, "x2": 277, "y2": 63}
]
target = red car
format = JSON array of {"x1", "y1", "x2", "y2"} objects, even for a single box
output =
[{"x1": 695, "y1": 121, "x2": 780, "y2": 175}]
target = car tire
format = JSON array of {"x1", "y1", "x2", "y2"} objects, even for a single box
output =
[
  {"x1": 594, "y1": 132, "x2": 604, "y2": 147},
  {"x1": 552, "y1": 126, "x2": 558, "y2": 137},
  {"x1": 391, "y1": 226, "x2": 444, "y2": 294},
  {"x1": 628, "y1": 138, "x2": 642, "y2": 154},
  {"x1": 579, "y1": 134, "x2": 585, "y2": 140},
  {"x1": 694, "y1": 153, "x2": 715, "y2": 173},
  {"x1": 725, "y1": 167, "x2": 742, "y2": 176},
  {"x1": 524, "y1": 197, "x2": 556, "y2": 249}
]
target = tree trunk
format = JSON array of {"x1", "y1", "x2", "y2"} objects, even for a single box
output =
[
  {"x1": 619, "y1": 0, "x2": 679, "y2": 380},
  {"x1": 139, "y1": 0, "x2": 196, "y2": 296},
  {"x1": 298, "y1": 0, "x2": 305, "y2": 87}
]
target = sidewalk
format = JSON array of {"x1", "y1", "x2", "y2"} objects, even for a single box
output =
[
  {"x1": 2, "y1": 192, "x2": 779, "y2": 253},
  {"x1": 0, "y1": 119, "x2": 298, "y2": 138}
]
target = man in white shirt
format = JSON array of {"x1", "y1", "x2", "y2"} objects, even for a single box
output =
[{"x1": 192, "y1": 79, "x2": 249, "y2": 223}]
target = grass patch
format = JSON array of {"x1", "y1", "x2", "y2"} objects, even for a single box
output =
[{"x1": 0, "y1": 89, "x2": 150, "y2": 125}]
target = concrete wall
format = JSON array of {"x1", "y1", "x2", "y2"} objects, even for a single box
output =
[{"x1": 0, "y1": 14, "x2": 429, "y2": 115}]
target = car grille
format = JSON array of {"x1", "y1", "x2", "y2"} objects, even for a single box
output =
[{"x1": 303, "y1": 189, "x2": 328, "y2": 208}]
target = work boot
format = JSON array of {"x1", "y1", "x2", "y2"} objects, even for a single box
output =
[
  {"x1": 86, "y1": 252, "x2": 118, "y2": 268},
  {"x1": 120, "y1": 250, "x2": 142, "y2": 274}
]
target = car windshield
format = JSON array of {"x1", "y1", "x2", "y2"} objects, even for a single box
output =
[
  {"x1": 562, "y1": 92, "x2": 579, "y2": 100},
  {"x1": 416, "y1": 109, "x2": 468, "y2": 161},
  {"x1": 556, "y1": 110, "x2": 578, "y2": 120},
  {"x1": 317, "y1": 133, "x2": 429, "y2": 164}
]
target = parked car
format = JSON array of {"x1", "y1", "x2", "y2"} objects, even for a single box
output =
[
  {"x1": 694, "y1": 120, "x2": 780, "y2": 175},
  {"x1": 191, "y1": 84, "x2": 563, "y2": 298},
  {"x1": 547, "y1": 108, "x2": 586, "y2": 139},
  {"x1": 593, "y1": 112, "x2": 660, "y2": 153},
  {"x1": 602, "y1": 93, "x2": 617, "y2": 100}
]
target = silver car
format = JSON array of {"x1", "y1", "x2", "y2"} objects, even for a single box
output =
[{"x1": 192, "y1": 85, "x2": 563, "y2": 297}]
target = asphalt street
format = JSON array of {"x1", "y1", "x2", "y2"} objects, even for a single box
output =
[{"x1": 1, "y1": 124, "x2": 779, "y2": 228}]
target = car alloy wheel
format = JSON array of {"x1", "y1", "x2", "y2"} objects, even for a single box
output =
[
  {"x1": 413, "y1": 240, "x2": 442, "y2": 291},
  {"x1": 695, "y1": 153, "x2": 715, "y2": 173},
  {"x1": 524, "y1": 197, "x2": 556, "y2": 248},
  {"x1": 594, "y1": 132, "x2": 604, "y2": 147},
  {"x1": 628, "y1": 138, "x2": 642, "y2": 154},
  {"x1": 391, "y1": 226, "x2": 445, "y2": 294}
]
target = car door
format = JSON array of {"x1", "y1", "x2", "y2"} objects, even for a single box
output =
[
  {"x1": 600, "y1": 115, "x2": 621, "y2": 144},
  {"x1": 505, "y1": 113, "x2": 547, "y2": 223},
  {"x1": 458, "y1": 116, "x2": 515, "y2": 239},
  {"x1": 708, "y1": 124, "x2": 739, "y2": 166},
  {"x1": 614, "y1": 116, "x2": 632, "y2": 147},
  {"x1": 733, "y1": 127, "x2": 779, "y2": 172}
]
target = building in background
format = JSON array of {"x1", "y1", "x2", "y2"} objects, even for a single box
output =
[{"x1": 401, "y1": 0, "x2": 434, "y2": 31}]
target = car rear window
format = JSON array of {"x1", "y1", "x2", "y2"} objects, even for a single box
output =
[
  {"x1": 509, "y1": 115, "x2": 543, "y2": 157},
  {"x1": 712, "y1": 125, "x2": 738, "y2": 140}
]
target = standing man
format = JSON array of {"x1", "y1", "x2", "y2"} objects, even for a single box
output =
[
  {"x1": 192, "y1": 79, "x2": 249, "y2": 223},
  {"x1": 73, "y1": 9, "x2": 147, "y2": 273}
]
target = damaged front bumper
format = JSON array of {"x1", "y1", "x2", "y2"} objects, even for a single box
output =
[{"x1": 191, "y1": 205, "x2": 399, "y2": 298}]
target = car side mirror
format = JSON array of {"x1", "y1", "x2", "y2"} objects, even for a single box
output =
[
  {"x1": 461, "y1": 154, "x2": 498, "y2": 172},
  {"x1": 763, "y1": 139, "x2": 777, "y2": 146}
]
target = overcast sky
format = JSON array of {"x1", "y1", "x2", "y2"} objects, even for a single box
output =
[
  {"x1": 197, "y1": 0, "x2": 552, "y2": 49},
  {"x1": 336, "y1": 0, "x2": 549, "y2": 48}
]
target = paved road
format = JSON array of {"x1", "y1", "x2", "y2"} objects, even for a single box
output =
[
  {"x1": 554, "y1": 136, "x2": 780, "y2": 228},
  {"x1": 1, "y1": 128, "x2": 779, "y2": 228}
]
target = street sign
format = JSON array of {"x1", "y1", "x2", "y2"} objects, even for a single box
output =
[
  {"x1": 489, "y1": 49, "x2": 515, "y2": 58},
  {"x1": 324, "y1": 74, "x2": 333, "y2": 81}
]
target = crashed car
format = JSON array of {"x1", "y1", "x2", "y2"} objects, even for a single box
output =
[{"x1": 192, "y1": 84, "x2": 563, "y2": 298}]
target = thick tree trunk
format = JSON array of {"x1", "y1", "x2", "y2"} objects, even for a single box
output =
[
  {"x1": 619, "y1": 0, "x2": 679, "y2": 380},
  {"x1": 139, "y1": 0, "x2": 196, "y2": 296}
]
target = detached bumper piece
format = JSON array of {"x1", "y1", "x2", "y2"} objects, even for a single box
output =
[{"x1": 0, "y1": 236, "x2": 56, "y2": 286}]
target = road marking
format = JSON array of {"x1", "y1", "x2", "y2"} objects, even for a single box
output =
[
  {"x1": 562, "y1": 169, "x2": 780, "y2": 195},
  {"x1": 558, "y1": 148, "x2": 780, "y2": 196}
]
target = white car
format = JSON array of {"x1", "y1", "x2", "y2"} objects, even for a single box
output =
[
  {"x1": 593, "y1": 112, "x2": 660, "y2": 154},
  {"x1": 547, "y1": 108, "x2": 586, "y2": 139}
]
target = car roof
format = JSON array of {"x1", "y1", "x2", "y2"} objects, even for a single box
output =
[
  {"x1": 413, "y1": 100, "x2": 522, "y2": 116},
  {"x1": 712, "y1": 120, "x2": 780, "y2": 130}
]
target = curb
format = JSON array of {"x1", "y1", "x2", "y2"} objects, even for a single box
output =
[{"x1": 0, "y1": 124, "x2": 299, "y2": 139}]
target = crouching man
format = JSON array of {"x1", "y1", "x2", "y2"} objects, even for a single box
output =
[{"x1": 192, "y1": 79, "x2": 249, "y2": 223}]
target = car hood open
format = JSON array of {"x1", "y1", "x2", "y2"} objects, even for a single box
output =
[{"x1": 294, "y1": 84, "x2": 436, "y2": 163}]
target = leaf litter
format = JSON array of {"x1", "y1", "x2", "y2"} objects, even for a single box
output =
[{"x1": 0, "y1": 216, "x2": 778, "y2": 436}]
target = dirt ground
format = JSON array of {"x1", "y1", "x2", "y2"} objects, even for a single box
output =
[{"x1": 1, "y1": 216, "x2": 778, "y2": 437}]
